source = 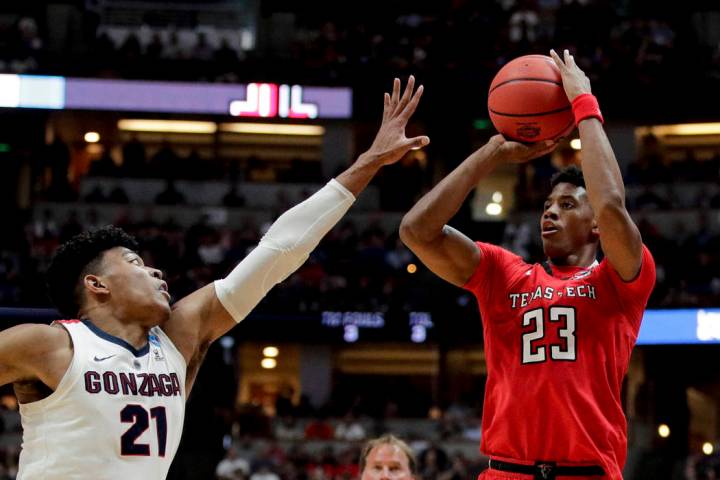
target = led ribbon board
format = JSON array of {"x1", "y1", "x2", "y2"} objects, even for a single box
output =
[
  {"x1": 637, "y1": 309, "x2": 720, "y2": 345},
  {"x1": 0, "y1": 74, "x2": 352, "y2": 119}
]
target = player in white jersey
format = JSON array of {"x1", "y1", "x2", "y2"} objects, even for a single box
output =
[{"x1": 0, "y1": 77, "x2": 429, "y2": 479}]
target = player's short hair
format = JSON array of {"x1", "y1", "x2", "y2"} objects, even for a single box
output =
[
  {"x1": 550, "y1": 165, "x2": 586, "y2": 190},
  {"x1": 46, "y1": 226, "x2": 138, "y2": 318},
  {"x1": 359, "y1": 434, "x2": 417, "y2": 475}
]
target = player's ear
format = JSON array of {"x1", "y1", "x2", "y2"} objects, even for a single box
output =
[
  {"x1": 591, "y1": 218, "x2": 600, "y2": 238},
  {"x1": 83, "y1": 274, "x2": 109, "y2": 295}
]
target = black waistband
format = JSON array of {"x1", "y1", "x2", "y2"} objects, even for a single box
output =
[{"x1": 489, "y1": 459, "x2": 605, "y2": 479}]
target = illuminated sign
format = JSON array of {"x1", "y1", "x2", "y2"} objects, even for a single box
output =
[
  {"x1": 0, "y1": 75, "x2": 351, "y2": 119},
  {"x1": 321, "y1": 311, "x2": 385, "y2": 329},
  {"x1": 3, "y1": 306, "x2": 720, "y2": 345},
  {"x1": 322, "y1": 311, "x2": 385, "y2": 343},
  {"x1": 229, "y1": 83, "x2": 318, "y2": 119},
  {"x1": 321, "y1": 311, "x2": 435, "y2": 343},
  {"x1": 409, "y1": 312, "x2": 434, "y2": 343},
  {"x1": 0, "y1": 74, "x2": 65, "y2": 109},
  {"x1": 637, "y1": 309, "x2": 720, "y2": 345}
]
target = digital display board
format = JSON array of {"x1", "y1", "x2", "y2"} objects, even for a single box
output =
[
  {"x1": 0, "y1": 74, "x2": 352, "y2": 119},
  {"x1": 2, "y1": 307, "x2": 719, "y2": 346},
  {"x1": 636, "y1": 309, "x2": 720, "y2": 345}
]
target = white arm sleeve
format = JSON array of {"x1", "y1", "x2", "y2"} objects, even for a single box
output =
[{"x1": 214, "y1": 179, "x2": 355, "y2": 322}]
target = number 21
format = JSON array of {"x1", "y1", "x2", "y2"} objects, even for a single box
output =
[
  {"x1": 522, "y1": 306, "x2": 576, "y2": 364},
  {"x1": 121, "y1": 405, "x2": 167, "y2": 457}
]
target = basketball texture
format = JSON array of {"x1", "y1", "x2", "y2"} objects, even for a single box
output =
[{"x1": 488, "y1": 55, "x2": 575, "y2": 142}]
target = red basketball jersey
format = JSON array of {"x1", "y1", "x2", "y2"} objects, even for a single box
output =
[{"x1": 464, "y1": 242, "x2": 655, "y2": 479}]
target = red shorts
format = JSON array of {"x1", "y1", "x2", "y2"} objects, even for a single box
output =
[
  {"x1": 479, "y1": 470, "x2": 532, "y2": 480},
  {"x1": 479, "y1": 472, "x2": 605, "y2": 480}
]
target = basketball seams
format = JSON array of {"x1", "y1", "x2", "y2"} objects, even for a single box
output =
[
  {"x1": 488, "y1": 54, "x2": 573, "y2": 141},
  {"x1": 489, "y1": 105, "x2": 571, "y2": 117},
  {"x1": 489, "y1": 77, "x2": 563, "y2": 94}
]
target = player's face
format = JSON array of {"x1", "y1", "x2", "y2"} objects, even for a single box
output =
[
  {"x1": 93, "y1": 247, "x2": 171, "y2": 325},
  {"x1": 540, "y1": 182, "x2": 598, "y2": 260},
  {"x1": 361, "y1": 445, "x2": 414, "y2": 480}
]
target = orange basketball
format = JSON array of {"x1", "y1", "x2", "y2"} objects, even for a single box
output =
[{"x1": 488, "y1": 54, "x2": 575, "y2": 142}]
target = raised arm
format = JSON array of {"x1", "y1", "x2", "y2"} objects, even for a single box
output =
[
  {"x1": 0, "y1": 323, "x2": 72, "y2": 390},
  {"x1": 550, "y1": 49, "x2": 642, "y2": 281},
  {"x1": 163, "y1": 77, "x2": 429, "y2": 373},
  {"x1": 400, "y1": 136, "x2": 556, "y2": 287}
]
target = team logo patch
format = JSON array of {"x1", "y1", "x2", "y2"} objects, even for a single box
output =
[
  {"x1": 93, "y1": 354, "x2": 116, "y2": 362},
  {"x1": 516, "y1": 124, "x2": 540, "y2": 139},
  {"x1": 149, "y1": 334, "x2": 164, "y2": 360},
  {"x1": 538, "y1": 464, "x2": 553, "y2": 479},
  {"x1": 571, "y1": 269, "x2": 593, "y2": 280}
]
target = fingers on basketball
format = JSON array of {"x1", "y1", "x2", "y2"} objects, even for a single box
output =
[{"x1": 550, "y1": 49, "x2": 564, "y2": 69}]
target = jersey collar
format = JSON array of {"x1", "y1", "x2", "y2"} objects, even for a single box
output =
[
  {"x1": 81, "y1": 319, "x2": 150, "y2": 357},
  {"x1": 542, "y1": 259, "x2": 599, "y2": 279}
]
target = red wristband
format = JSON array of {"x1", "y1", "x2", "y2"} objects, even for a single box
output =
[{"x1": 571, "y1": 93, "x2": 604, "y2": 125}]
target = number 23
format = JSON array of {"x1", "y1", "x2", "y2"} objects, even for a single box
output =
[{"x1": 522, "y1": 306, "x2": 576, "y2": 364}]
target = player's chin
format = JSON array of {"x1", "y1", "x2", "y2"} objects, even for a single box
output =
[
  {"x1": 151, "y1": 299, "x2": 172, "y2": 321},
  {"x1": 541, "y1": 238, "x2": 566, "y2": 259}
]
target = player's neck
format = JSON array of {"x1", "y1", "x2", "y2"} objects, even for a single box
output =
[
  {"x1": 80, "y1": 306, "x2": 151, "y2": 349},
  {"x1": 548, "y1": 245, "x2": 597, "y2": 269}
]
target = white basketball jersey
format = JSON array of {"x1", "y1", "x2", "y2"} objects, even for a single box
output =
[{"x1": 18, "y1": 319, "x2": 187, "y2": 479}]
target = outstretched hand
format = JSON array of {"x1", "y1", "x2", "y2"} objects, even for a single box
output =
[
  {"x1": 550, "y1": 49, "x2": 592, "y2": 102},
  {"x1": 490, "y1": 135, "x2": 558, "y2": 164},
  {"x1": 362, "y1": 75, "x2": 430, "y2": 166}
]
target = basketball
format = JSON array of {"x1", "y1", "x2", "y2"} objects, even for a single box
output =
[{"x1": 488, "y1": 54, "x2": 575, "y2": 142}]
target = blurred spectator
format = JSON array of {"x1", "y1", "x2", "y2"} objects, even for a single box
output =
[
  {"x1": 508, "y1": 0, "x2": 540, "y2": 45},
  {"x1": 335, "y1": 413, "x2": 366, "y2": 442},
  {"x1": 108, "y1": 185, "x2": 130, "y2": 204},
  {"x1": 274, "y1": 417, "x2": 303, "y2": 441},
  {"x1": 249, "y1": 465, "x2": 280, "y2": 480},
  {"x1": 215, "y1": 38, "x2": 240, "y2": 65},
  {"x1": 247, "y1": 157, "x2": 277, "y2": 183},
  {"x1": 418, "y1": 444, "x2": 448, "y2": 480},
  {"x1": 275, "y1": 385, "x2": 296, "y2": 418},
  {"x1": 32, "y1": 209, "x2": 59, "y2": 239},
  {"x1": 84, "y1": 185, "x2": 107, "y2": 203},
  {"x1": 216, "y1": 446, "x2": 251, "y2": 480},
  {"x1": 155, "y1": 180, "x2": 187, "y2": 205},
  {"x1": 89, "y1": 150, "x2": 120, "y2": 177},
  {"x1": 146, "y1": 33, "x2": 164, "y2": 60},
  {"x1": 304, "y1": 416, "x2": 334, "y2": 440},
  {"x1": 384, "y1": 235, "x2": 413, "y2": 271},
  {"x1": 334, "y1": 448, "x2": 360, "y2": 478},
  {"x1": 193, "y1": 32, "x2": 215, "y2": 62},
  {"x1": 151, "y1": 142, "x2": 180, "y2": 177},
  {"x1": 46, "y1": 137, "x2": 72, "y2": 200},
  {"x1": 84, "y1": 209, "x2": 103, "y2": 231},
  {"x1": 437, "y1": 453, "x2": 468, "y2": 480},
  {"x1": 222, "y1": 184, "x2": 246, "y2": 207},
  {"x1": 122, "y1": 136, "x2": 148, "y2": 177},
  {"x1": 59, "y1": 211, "x2": 83, "y2": 243}
]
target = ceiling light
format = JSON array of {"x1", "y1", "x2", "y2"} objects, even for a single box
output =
[
  {"x1": 485, "y1": 203, "x2": 502, "y2": 216},
  {"x1": 118, "y1": 119, "x2": 217, "y2": 134},
  {"x1": 84, "y1": 131, "x2": 100, "y2": 143},
  {"x1": 220, "y1": 123, "x2": 325, "y2": 135},
  {"x1": 260, "y1": 358, "x2": 277, "y2": 369},
  {"x1": 262, "y1": 346, "x2": 279, "y2": 358}
]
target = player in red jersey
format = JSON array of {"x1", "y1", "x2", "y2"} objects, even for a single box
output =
[{"x1": 400, "y1": 49, "x2": 655, "y2": 480}]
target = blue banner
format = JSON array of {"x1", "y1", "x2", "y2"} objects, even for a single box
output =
[{"x1": 637, "y1": 309, "x2": 720, "y2": 345}]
